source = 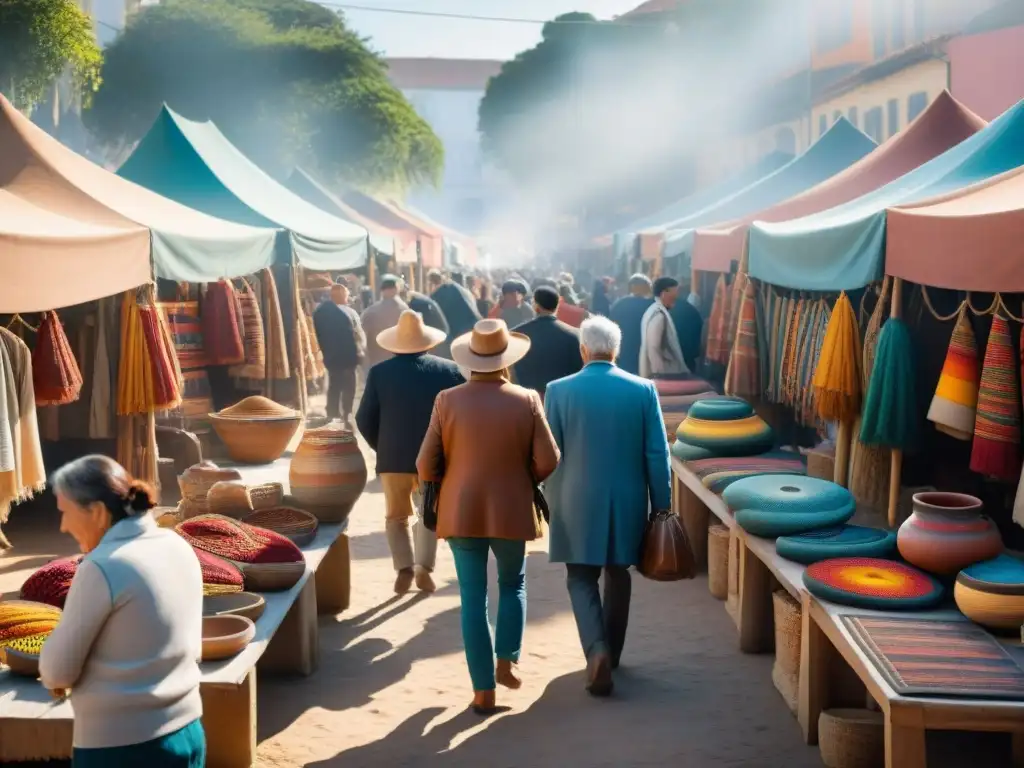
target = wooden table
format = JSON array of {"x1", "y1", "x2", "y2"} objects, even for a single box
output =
[
  {"x1": 0, "y1": 520, "x2": 350, "y2": 767},
  {"x1": 801, "y1": 596, "x2": 1024, "y2": 768}
]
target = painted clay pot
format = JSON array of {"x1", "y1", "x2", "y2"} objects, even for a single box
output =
[
  {"x1": 289, "y1": 420, "x2": 367, "y2": 523},
  {"x1": 897, "y1": 491, "x2": 1003, "y2": 576}
]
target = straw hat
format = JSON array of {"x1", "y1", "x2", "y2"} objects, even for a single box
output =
[
  {"x1": 451, "y1": 319, "x2": 531, "y2": 373},
  {"x1": 377, "y1": 310, "x2": 447, "y2": 355}
]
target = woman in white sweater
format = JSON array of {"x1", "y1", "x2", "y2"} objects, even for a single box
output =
[{"x1": 39, "y1": 455, "x2": 205, "y2": 767}]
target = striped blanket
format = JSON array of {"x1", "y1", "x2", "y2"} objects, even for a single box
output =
[
  {"x1": 683, "y1": 451, "x2": 807, "y2": 494},
  {"x1": 157, "y1": 301, "x2": 214, "y2": 434}
]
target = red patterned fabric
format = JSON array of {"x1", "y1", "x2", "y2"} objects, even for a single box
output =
[
  {"x1": 20, "y1": 555, "x2": 82, "y2": 608},
  {"x1": 180, "y1": 515, "x2": 303, "y2": 564},
  {"x1": 32, "y1": 311, "x2": 84, "y2": 406},
  {"x1": 201, "y1": 281, "x2": 245, "y2": 365}
]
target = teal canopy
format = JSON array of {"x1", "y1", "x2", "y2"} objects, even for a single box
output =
[
  {"x1": 612, "y1": 150, "x2": 792, "y2": 260},
  {"x1": 661, "y1": 119, "x2": 877, "y2": 261},
  {"x1": 118, "y1": 107, "x2": 370, "y2": 276},
  {"x1": 748, "y1": 98, "x2": 1024, "y2": 291}
]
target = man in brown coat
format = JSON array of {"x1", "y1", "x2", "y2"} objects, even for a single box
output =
[{"x1": 417, "y1": 319, "x2": 560, "y2": 714}]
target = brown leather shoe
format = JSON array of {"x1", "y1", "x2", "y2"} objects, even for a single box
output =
[
  {"x1": 394, "y1": 568, "x2": 414, "y2": 595},
  {"x1": 496, "y1": 659, "x2": 522, "y2": 690},
  {"x1": 471, "y1": 690, "x2": 497, "y2": 715},
  {"x1": 414, "y1": 566, "x2": 436, "y2": 593},
  {"x1": 586, "y1": 652, "x2": 613, "y2": 697}
]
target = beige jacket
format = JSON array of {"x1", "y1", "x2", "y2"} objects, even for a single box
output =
[{"x1": 360, "y1": 295, "x2": 409, "y2": 368}]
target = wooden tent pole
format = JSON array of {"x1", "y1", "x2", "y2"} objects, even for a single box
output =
[
  {"x1": 887, "y1": 277, "x2": 904, "y2": 527},
  {"x1": 367, "y1": 241, "x2": 377, "y2": 302}
]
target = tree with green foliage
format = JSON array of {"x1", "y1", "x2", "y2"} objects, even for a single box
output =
[
  {"x1": 0, "y1": 0, "x2": 103, "y2": 111},
  {"x1": 87, "y1": 0, "x2": 442, "y2": 192}
]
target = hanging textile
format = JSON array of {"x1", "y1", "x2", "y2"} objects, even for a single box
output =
[
  {"x1": 725, "y1": 271, "x2": 748, "y2": 354},
  {"x1": 724, "y1": 278, "x2": 760, "y2": 398},
  {"x1": 970, "y1": 314, "x2": 1020, "y2": 481},
  {"x1": 157, "y1": 300, "x2": 213, "y2": 434},
  {"x1": 262, "y1": 268, "x2": 290, "y2": 380},
  {"x1": 202, "y1": 280, "x2": 246, "y2": 366},
  {"x1": 89, "y1": 299, "x2": 113, "y2": 439},
  {"x1": 859, "y1": 318, "x2": 917, "y2": 450},
  {"x1": 812, "y1": 292, "x2": 862, "y2": 423},
  {"x1": 0, "y1": 327, "x2": 46, "y2": 528},
  {"x1": 705, "y1": 275, "x2": 731, "y2": 364},
  {"x1": 228, "y1": 278, "x2": 267, "y2": 381},
  {"x1": 927, "y1": 306, "x2": 979, "y2": 441},
  {"x1": 118, "y1": 290, "x2": 182, "y2": 416},
  {"x1": 32, "y1": 312, "x2": 84, "y2": 407}
]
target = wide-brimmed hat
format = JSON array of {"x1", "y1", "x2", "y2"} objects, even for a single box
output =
[
  {"x1": 451, "y1": 319, "x2": 531, "y2": 373},
  {"x1": 377, "y1": 310, "x2": 447, "y2": 355}
]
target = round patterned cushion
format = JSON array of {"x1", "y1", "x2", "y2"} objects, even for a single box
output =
[
  {"x1": 0, "y1": 600, "x2": 61, "y2": 656},
  {"x1": 687, "y1": 398, "x2": 754, "y2": 421},
  {"x1": 724, "y1": 475, "x2": 855, "y2": 538},
  {"x1": 179, "y1": 514, "x2": 303, "y2": 564},
  {"x1": 776, "y1": 525, "x2": 897, "y2": 565},
  {"x1": 954, "y1": 555, "x2": 1024, "y2": 631},
  {"x1": 20, "y1": 556, "x2": 82, "y2": 608},
  {"x1": 192, "y1": 546, "x2": 244, "y2": 596},
  {"x1": 803, "y1": 558, "x2": 944, "y2": 610},
  {"x1": 672, "y1": 398, "x2": 774, "y2": 460}
]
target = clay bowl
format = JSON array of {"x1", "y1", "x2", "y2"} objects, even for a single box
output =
[
  {"x1": 201, "y1": 615, "x2": 256, "y2": 661},
  {"x1": 209, "y1": 416, "x2": 301, "y2": 465},
  {"x1": 2, "y1": 648, "x2": 41, "y2": 678},
  {"x1": 203, "y1": 592, "x2": 266, "y2": 623}
]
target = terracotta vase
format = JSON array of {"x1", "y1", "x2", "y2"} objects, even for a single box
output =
[
  {"x1": 897, "y1": 492, "x2": 1003, "y2": 576},
  {"x1": 289, "y1": 420, "x2": 367, "y2": 523}
]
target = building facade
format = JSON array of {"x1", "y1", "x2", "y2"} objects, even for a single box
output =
[{"x1": 385, "y1": 58, "x2": 506, "y2": 235}]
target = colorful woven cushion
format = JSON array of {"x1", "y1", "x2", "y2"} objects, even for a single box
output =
[
  {"x1": 20, "y1": 556, "x2": 82, "y2": 608},
  {"x1": 776, "y1": 525, "x2": 897, "y2": 565},
  {"x1": 672, "y1": 397, "x2": 774, "y2": 461},
  {"x1": 192, "y1": 546, "x2": 245, "y2": 595},
  {"x1": 684, "y1": 452, "x2": 807, "y2": 494},
  {"x1": 724, "y1": 474, "x2": 854, "y2": 538},
  {"x1": 0, "y1": 600, "x2": 61, "y2": 656},
  {"x1": 179, "y1": 514, "x2": 303, "y2": 564},
  {"x1": 804, "y1": 558, "x2": 944, "y2": 610},
  {"x1": 654, "y1": 377, "x2": 714, "y2": 397},
  {"x1": 954, "y1": 555, "x2": 1024, "y2": 631}
]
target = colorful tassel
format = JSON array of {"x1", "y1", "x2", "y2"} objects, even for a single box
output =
[
  {"x1": 813, "y1": 292, "x2": 863, "y2": 423},
  {"x1": 970, "y1": 314, "x2": 1020, "y2": 481},
  {"x1": 927, "y1": 306, "x2": 979, "y2": 441},
  {"x1": 32, "y1": 312, "x2": 83, "y2": 406}
]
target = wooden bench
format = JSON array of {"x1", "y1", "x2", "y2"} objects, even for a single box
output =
[{"x1": 0, "y1": 520, "x2": 351, "y2": 767}]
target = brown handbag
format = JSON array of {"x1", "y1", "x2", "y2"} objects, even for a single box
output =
[{"x1": 638, "y1": 510, "x2": 696, "y2": 581}]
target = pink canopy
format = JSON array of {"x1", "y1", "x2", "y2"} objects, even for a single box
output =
[{"x1": 690, "y1": 91, "x2": 987, "y2": 273}]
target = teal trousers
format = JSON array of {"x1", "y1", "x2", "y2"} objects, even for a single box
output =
[
  {"x1": 72, "y1": 718, "x2": 205, "y2": 767},
  {"x1": 448, "y1": 537, "x2": 527, "y2": 691}
]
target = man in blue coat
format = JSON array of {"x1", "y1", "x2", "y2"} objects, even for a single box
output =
[{"x1": 543, "y1": 315, "x2": 672, "y2": 696}]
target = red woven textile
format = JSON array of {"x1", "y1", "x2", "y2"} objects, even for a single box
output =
[
  {"x1": 140, "y1": 304, "x2": 182, "y2": 411},
  {"x1": 193, "y1": 546, "x2": 244, "y2": 590},
  {"x1": 202, "y1": 281, "x2": 245, "y2": 366},
  {"x1": 180, "y1": 515, "x2": 303, "y2": 564},
  {"x1": 32, "y1": 311, "x2": 83, "y2": 406},
  {"x1": 20, "y1": 555, "x2": 82, "y2": 608}
]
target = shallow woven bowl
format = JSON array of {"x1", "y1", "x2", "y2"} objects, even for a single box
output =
[
  {"x1": 249, "y1": 482, "x2": 285, "y2": 511},
  {"x1": 242, "y1": 507, "x2": 319, "y2": 548},
  {"x1": 206, "y1": 481, "x2": 254, "y2": 519},
  {"x1": 201, "y1": 615, "x2": 256, "y2": 661},
  {"x1": 1, "y1": 647, "x2": 40, "y2": 678},
  {"x1": 203, "y1": 592, "x2": 266, "y2": 623},
  {"x1": 209, "y1": 415, "x2": 301, "y2": 464}
]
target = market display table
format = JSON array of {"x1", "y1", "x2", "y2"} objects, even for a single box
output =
[
  {"x1": 0, "y1": 520, "x2": 350, "y2": 767},
  {"x1": 801, "y1": 596, "x2": 1024, "y2": 768}
]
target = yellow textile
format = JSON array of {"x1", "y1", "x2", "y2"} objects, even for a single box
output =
[{"x1": 813, "y1": 292, "x2": 863, "y2": 423}]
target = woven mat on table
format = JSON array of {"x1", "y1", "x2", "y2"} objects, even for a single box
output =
[
  {"x1": 158, "y1": 302, "x2": 214, "y2": 434},
  {"x1": 842, "y1": 615, "x2": 1024, "y2": 700},
  {"x1": 683, "y1": 451, "x2": 807, "y2": 495}
]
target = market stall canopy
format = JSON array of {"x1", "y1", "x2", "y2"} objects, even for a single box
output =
[
  {"x1": 605, "y1": 150, "x2": 793, "y2": 259},
  {"x1": 886, "y1": 163, "x2": 1024, "y2": 292},
  {"x1": 332, "y1": 187, "x2": 444, "y2": 268},
  {"x1": 690, "y1": 91, "x2": 986, "y2": 273},
  {"x1": 748, "y1": 97, "x2": 1024, "y2": 291},
  {"x1": 397, "y1": 202, "x2": 479, "y2": 267},
  {"x1": 285, "y1": 168, "x2": 402, "y2": 261},
  {"x1": 654, "y1": 119, "x2": 877, "y2": 262},
  {"x1": 118, "y1": 106, "x2": 369, "y2": 271},
  {"x1": 0, "y1": 94, "x2": 277, "y2": 291}
]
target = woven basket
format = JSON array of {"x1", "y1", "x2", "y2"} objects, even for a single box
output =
[
  {"x1": 773, "y1": 590, "x2": 801, "y2": 713},
  {"x1": 1, "y1": 647, "x2": 40, "y2": 677},
  {"x1": 177, "y1": 498, "x2": 208, "y2": 520},
  {"x1": 726, "y1": 531, "x2": 740, "y2": 626},
  {"x1": 237, "y1": 560, "x2": 306, "y2": 591},
  {"x1": 154, "y1": 507, "x2": 181, "y2": 529},
  {"x1": 249, "y1": 482, "x2": 285, "y2": 511},
  {"x1": 242, "y1": 507, "x2": 319, "y2": 548},
  {"x1": 707, "y1": 524, "x2": 729, "y2": 600},
  {"x1": 216, "y1": 395, "x2": 299, "y2": 420},
  {"x1": 289, "y1": 421, "x2": 367, "y2": 522},
  {"x1": 818, "y1": 709, "x2": 884, "y2": 768},
  {"x1": 209, "y1": 415, "x2": 301, "y2": 464},
  {"x1": 178, "y1": 462, "x2": 242, "y2": 502},
  {"x1": 206, "y1": 481, "x2": 254, "y2": 519}
]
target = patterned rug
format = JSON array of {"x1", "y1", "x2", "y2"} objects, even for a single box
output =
[
  {"x1": 841, "y1": 615, "x2": 1024, "y2": 699},
  {"x1": 683, "y1": 451, "x2": 807, "y2": 494},
  {"x1": 158, "y1": 301, "x2": 214, "y2": 434}
]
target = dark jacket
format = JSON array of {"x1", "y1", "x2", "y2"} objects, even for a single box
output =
[
  {"x1": 313, "y1": 301, "x2": 362, "y2": 370},
  {"x1": 431, "y1": 283, "x2": 481, "y2": 340},
  {"x1": 670, "y1": 298, "x2": 704, "y2": 373},
  {"x1": 407, "y1": 292, "x2": 449, "y2": 336},
  {"x1": 609, "y1": 294, "x2": 654, "y2": 375},
  {"x1": 356, "y1": 352, "x2": 464, "y2": 474},
  {"x1": 591, "y1": 281, "x2": 611, "y2": 317},
  {"x1": 512, "y1": 315, "x2": 583, "y2": 398}
]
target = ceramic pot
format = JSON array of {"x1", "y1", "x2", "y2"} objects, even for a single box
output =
[
  {"x1": 289, "y1": 420, "x2": 367, "y2": 523},
  {"x1": 897, "y1": 492, "x2": 1003, "y2": 576}
]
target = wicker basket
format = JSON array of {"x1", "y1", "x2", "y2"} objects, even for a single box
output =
[
  {"x1": 206, "y1": 481, "x2": 254, "y2": 519},
  {"x1": 178, "y1": 462, "x2": 242, "y2": 503},
  {"x1": 726, "y1": 530, "x2": 740, "y2": 626},
  {"x1": 773, "y1": 590, "x2": 801, "y2": 714},
  {"x1": 217, "y1": 396, "x2": 299, "y2": 420},
  {"x1": 249, "y1": 482, "x2": 285, "y2": 511},
  {"x1": 289, "y1": 421, "x2": 367, "y2": 522},
  {"x1": 242, "y1": 507, "x2": 319, "y2": 548},
  {"x1": 708, "y1": 524, "x2": 729, "y2": 600},
  {"x1": 818, "y1": 709, "x2": 884, "y2": 768},
  {"x1": 209, "y1": 415, "x2": 301, "y2": 465}
]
